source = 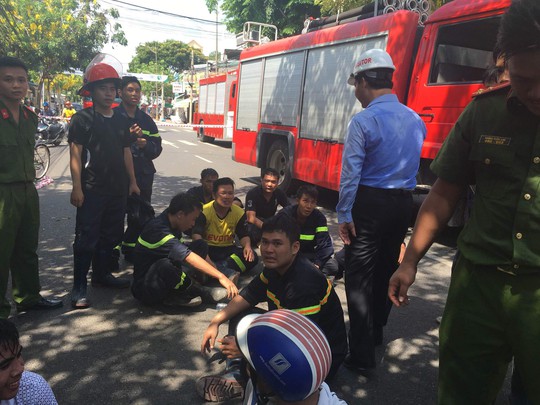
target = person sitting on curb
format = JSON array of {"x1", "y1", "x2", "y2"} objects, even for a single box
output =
[
  {"x1": 280, "y1": 185, "x2": 344, "y2": 280},
  {"x1": 187, "y1": 168, "x2": 219, "y2": 205},
  {"x1": 245, "y1": 168, "x2": 290, "y2": 247},
  {"x1": 197, "y1": 215, "x2": 347, "y2": 402},
  {"x1": 0, "y1": 319, "x2": 58, "y2": 404},
  {"x1": 131, "y1": 193, "x2": 239, "y2": 307},
  {"x1": 192, "y1": 177, "x2": 258, "y2": 282},
  {"x1": 238, "y1": 310, "x2": 347, "y2": 405}
]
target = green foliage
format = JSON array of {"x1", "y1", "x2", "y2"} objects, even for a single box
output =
[
  {"x1": 215, "y1": 0, "x2": 322, "y2": 37},
  {"x1": 129, "y1": 40, "x2": 206, "y2": 74},
  {"x1": 315, "y1": 0, "x2": 371, "y2": 15}
]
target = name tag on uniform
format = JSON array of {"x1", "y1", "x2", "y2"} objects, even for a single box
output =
[{"x1": 479, "y1": 135, "x2": 512, "y2": 146}]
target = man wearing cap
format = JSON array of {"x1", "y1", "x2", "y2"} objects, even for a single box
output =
[
  {"x1": 62, "y1": 101, "x2": 76, "y2": 121},
  {"x1": 68, "y1": 55, "x2": 140, "y2": 309},
  {"x1": 337, "y1": 49, "x2": 425, "y2": 373}
]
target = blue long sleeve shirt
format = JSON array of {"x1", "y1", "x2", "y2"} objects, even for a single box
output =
[{"x1": 336, "y1": 94, "x2": 426, "y2": 224}]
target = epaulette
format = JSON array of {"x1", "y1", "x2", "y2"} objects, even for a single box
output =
[{"x1": 472, "y1": 81, "x2": 511, "y2": 99}]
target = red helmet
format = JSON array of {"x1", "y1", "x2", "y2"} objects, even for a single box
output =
[{"x1": 78, "y1": 54, "x2": 123, "y2": 96}]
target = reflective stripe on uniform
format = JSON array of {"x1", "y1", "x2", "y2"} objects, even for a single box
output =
[
  {"x1": 315, "y1": 226, "x2": 328, "y2": 233},
  {"x1": 137, "y1": 234, "x2": 175, "y2": 249},
  {"x1": 174, "y1": 272, "x2": 187, "y2": 289},
  {"x1": 299, "y1": 234, "x2": 315, "y2": 241},
  {"x1": 122, "y1": 242, "x2": 136, "y2": 248},
  {"x1": 141, "y1": 130, "x2": 160, "y2": 138},
  {"x1": 230, "y1": 253, "x2": 246, "y2": 272},
  {"x1": 266, "y1": 278, "x2": 333, "y2": 315},
  {"x1": 259, "y1": 272, "x2": 269, "y2": 285}
]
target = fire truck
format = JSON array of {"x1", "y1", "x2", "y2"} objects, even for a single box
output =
[
  {"x1": 227, "y1": 0, "x2": 510, "y2": 191},
  {"x1": 193, "y1": 70, "x2": 237, "y2": 143}
]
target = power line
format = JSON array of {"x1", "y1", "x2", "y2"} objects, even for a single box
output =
[{"x1": 105, "y1": 0, "x2": 226, "y2": 25}]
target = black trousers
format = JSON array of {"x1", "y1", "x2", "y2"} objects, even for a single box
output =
[
  {"x1": 122, "y1": 173, "x2": 154, "y2": 255},
  {"x1": 345, "y1": 185, "x2": 412, "y2": 368}
]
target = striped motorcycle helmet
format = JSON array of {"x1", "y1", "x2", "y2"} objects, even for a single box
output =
[{"x1": 236, "y1": 309, "x2": 331, "y2": 402}]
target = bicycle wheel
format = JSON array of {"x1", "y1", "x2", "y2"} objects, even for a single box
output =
[{"x1": 34, "y1": 144, "x2": 50, "y2": 180}]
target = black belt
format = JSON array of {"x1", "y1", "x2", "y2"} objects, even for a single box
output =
[
  {"x1": 0, "y1": 181, "x2": 33, "y2": 186},
  {"x1": 358, "y1": 185, "x2": 412, "y2": 195}
]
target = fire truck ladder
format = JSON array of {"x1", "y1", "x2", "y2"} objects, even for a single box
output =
[{"x1": 236, "y1": 22, "x2": 278, "y2": 48}]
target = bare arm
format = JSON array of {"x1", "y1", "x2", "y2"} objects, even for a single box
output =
[
  {"x1": 388, "y1": 178, "x2": 465, "y2": 307},
  {"x1": 246, "y1": 210, "x2": 263, "y2": 229},
  {"x1": 201, "y1": 295, "x2": 251, "y2": 354},
  {"x1": 184, "y1": 252, "x2": 238, "y2": 298},
  {"x1": 123, "y1": 147, "x2": 140, "y2": 195},
  {"x1": 69, "y1": 142, "x2": 84, "y2": 207}
]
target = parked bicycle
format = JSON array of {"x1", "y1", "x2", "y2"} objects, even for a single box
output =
[{"x1": 34, "y1": 141, "x2": 50, "y2": 180}]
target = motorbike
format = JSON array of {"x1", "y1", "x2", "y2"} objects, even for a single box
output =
[{"x1": 35, "y1": 117, "x2": 68, "y2": 146}]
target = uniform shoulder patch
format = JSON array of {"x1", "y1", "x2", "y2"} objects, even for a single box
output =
[{"x1": 472, "y1": 82, "x2": 511, "y2": 99}]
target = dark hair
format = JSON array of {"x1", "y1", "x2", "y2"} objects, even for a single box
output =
[
  {"x1": 168, "y1": 192, "x2": 202, "y2": 215},
  {"x1": 0, "y1": 56, "x2": 28, "y2": 73},
  {"x1": 261, "y1": 168, "x2": 280, "y2": 179},
  {"x1": 262, "y1": 214, "x2": 300, "y2": 244},
  {"x1": 296, "y1": 185, "x2": 319, "y2": 201},
  {"x1": 497, "y1": 0, "x2": 540, "y2": 59},
  {"x1": 355, "y1": 68, "x2": 394, "y2": 90},
  {"x1": 213, "y1": 177, "x2": 235, "y2": 194},
  {"x1": 121, "y1": 76, "x2": 141, "y2": 90},
  {"x1": 201, "y1": 168, "x2": 219, "y2": 179},
  {"x1": 0, "y1": 320, "x2": 20, "y2": 356}
]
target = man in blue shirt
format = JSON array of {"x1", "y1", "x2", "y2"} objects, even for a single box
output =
[{"x1": 336, "y1": 49, "x2": 426, "y2": 373}]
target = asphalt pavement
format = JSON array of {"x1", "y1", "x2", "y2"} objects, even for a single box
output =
[{"x1": 11, "y1": 125, "x2": 511, "y2": 404}]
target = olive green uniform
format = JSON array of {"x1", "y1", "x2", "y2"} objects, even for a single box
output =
[
  {"x1": 431, "y1": 85, "x2": 540, "y2": 404},
  {"x1": 0, "y1": 101, "x2": 42, "y2": 317}
]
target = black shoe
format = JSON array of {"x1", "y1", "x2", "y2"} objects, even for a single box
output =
[
  {"x1": 17, "y1": 297, "x2": 63, "y2": 311},
  {"x1": 123, "y1": 252, "x2": 134, "y2": 264},
  {"x1": 91, "y1": 274, "x2": 130, "y2": 289},
  {"x1": 343, "y1": 354, "x2": 375, "y2": 377}
]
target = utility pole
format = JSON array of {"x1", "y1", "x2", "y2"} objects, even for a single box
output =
[
  {"x1": 215, "y1": 7, "x2": 219, "y2": 73},
  {"x1": 189, "y1": 49, "x2": 194, "y2": 124}
]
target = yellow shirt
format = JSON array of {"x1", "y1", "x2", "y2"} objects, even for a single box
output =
[
  {"x1": 201, "y1": 201, "x2": 246, "y2": 247},
  {"x1": 63, "y1": 107, "x2": 76, "y2": 118}
]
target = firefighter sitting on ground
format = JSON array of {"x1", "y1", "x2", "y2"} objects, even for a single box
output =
[
  {"x1": 131, "y1": 193, "x2": 238, "y2": 307},
  {"x1": 191, "y1": 177, "x2": 258, "y2": 283}
]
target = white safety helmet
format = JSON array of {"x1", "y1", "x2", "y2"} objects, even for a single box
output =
[{"x1": 347, "y1": 48, "x2": 396, "y2": 85}]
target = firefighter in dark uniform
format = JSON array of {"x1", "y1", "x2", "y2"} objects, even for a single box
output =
[
  {"x1": 132, "y1": 193, "x2": 238, "y2": 307},
  {"x1": 389, "y1": 1, "x2": 540, "y2": 402},
  {"x1": 198, "y1": 215, "x2": 347, "y2": 402},
  {"x1": 280, "y1": 185, "x2": 342, "y2": 277},
  {"x1": 0, "y1": 56, "x2": 62, "y2": 317},
  {"x1": 69, "y1": 55, "x2": 139, "y2": 309},
  {"x1": 115, "y1": 76, "x2": 162, "y2": 261}
]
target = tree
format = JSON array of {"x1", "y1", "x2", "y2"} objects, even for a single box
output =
[
  {"x1": 129, "y1": 40, "x2": 206, "y2": 74},
  {"x1": 315, "y1": 0, "x2": 370, "y2": 15},
  {"x1": 0, "y1": 0, "x2": 126, "y2": 104},
  {"x1": 208, "y1": 0, "x2": 322, "y2": 37}
]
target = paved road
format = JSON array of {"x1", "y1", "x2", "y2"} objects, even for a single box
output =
[{"x1": 12, "y1": 126, "x2": 511, "y2": 404}]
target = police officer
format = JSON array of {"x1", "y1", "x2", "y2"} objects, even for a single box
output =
[
  {"x1": 115, "y1": 76, "x2": 162, "y2": 261},
  {"x1": 337, "y1": 49, "x2": 426, "y2": 373},
  {"x1": 0, "y1": 56, "x2": 62, "y2": 316},
  {"x1": 389, "y1": 1, "x2": 540, "y2": 402}
]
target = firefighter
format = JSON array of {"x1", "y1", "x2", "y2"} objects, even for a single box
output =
[
  {"x1": 0, "y1": 56, "x2": 63, "y2": 317},
  {"x1": 337, "y1": 49, "x2": 426, "y2": 374},
  {"x1": 131, "y1": 193, "x2": 238, "y2": 307},
  {"x1": 198, "y1": 215, "x2": 347, "y2": 402},
  {"x1": 68, "y1": 54, "x2": 140, "y2": 309},
  {"x1": 114, "y1": 76, "x2": 162, "y2": 262},
  {"x1": 389, "y1": 1, "x2": 540, "y2": 403},
  {"x1": 191, "y1": 177, "x2": 258, "y2": 280}
]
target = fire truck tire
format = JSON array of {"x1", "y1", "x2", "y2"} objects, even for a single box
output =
[
  {"x1": 197, "y1": 121, "x2": 214, "y2": 143},
  {"x1": 266, "y1": 140, "x2": 292, "y2": 191}
]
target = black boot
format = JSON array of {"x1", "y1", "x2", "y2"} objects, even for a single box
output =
[{"x1": 91, "y1": 248, "x2": 130, "y2": 289}]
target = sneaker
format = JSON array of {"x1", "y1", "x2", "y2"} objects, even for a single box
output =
[
  {"x1": 162, "y1": 294, "x2": 202, "y2": 308},
  {"x1": 196, "y1": 367, "x2": 245, "y2": 402}
]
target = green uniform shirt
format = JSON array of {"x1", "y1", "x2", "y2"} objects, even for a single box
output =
[
  {"x1": 0, "y1": 101, "x2": 38, "y2": 183},
  {"x1": 431, "y1": 85, "x2": 540, "y2": 274}
]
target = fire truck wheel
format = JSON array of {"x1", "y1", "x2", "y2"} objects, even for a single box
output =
[
  {"x1": 266, "y1": 139, "x2": 292, "y2": 191},
  {"x1": 197, "y1": 121, "x2": 214, "y2": 143}
]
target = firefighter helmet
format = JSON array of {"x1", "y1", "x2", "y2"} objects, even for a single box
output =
[
  {"x1": 236, "y1": 309, "x2": 332, "y2": 402},
  {"x1": 348, "y1": 48, "x2": 396, "y2": 85},
  {"x1": 78, "y1": 54, "x2": 123, "y2": 96}
]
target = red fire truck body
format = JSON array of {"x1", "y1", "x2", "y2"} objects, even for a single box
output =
[
  {"x1": 229, "y1": 0, "x2": 510, "y2": 191},
  {"x1": 193, "y1": 71, "x2": 237, "y2": 142}
]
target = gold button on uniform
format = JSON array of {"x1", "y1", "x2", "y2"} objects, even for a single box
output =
[
  {"x1": 534, "y1": 157, "x2": 540, "y2": 164},
  {"x1": 484, "y1": 158, "x2": 491, "y2": 165},
  {"x1": 514, "y1": 264, "x2": 520, "y2": 269},
  {"x1": 516, "y1": 232, "x2": 523, "y2": 239},
  {"x1": 524, "y1": 194, "x2": 531, "y2": 200}
]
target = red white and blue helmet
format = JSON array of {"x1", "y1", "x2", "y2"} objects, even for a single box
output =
[{"x1": 236, "y1": 309, "x2": 331, "y2": 402}]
